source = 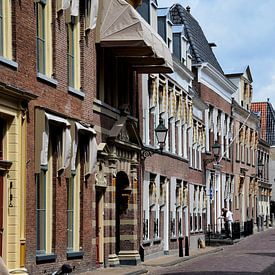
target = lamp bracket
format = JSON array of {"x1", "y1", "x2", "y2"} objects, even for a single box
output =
[
  {"x1": 141, "y1": 148, "x2": 154, "y2": 160},
  {"x1": 203, "y1": 157, "x2": 216, "y2": 166}
]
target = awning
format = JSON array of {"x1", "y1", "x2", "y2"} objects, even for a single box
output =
[{"x1": 96, "y1": 0, "x2": 173, "y2": 73}]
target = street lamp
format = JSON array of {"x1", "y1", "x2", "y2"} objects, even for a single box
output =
[
  {"x1": 212, "y1": 141, "x2": 221, "y2": 162},
  {"x1": 203, "y1": 141, "x2": 221, "y2": 166},
  {"x1": 155, "y1": 117, "x2": 168, "y2": 152},
  {"x1": 258, "y1": 160, "x2": 264, "y2": 178},
  {"x1": 141, "y1": 116, "x2": 168, "y2": 159}
]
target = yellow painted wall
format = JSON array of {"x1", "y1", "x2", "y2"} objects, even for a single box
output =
[{"x1": 0, "y1": 98, "x2": 26, "y2": 272}]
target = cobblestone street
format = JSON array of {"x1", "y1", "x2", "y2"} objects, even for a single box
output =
[{"x1": 148, "y1": 229, "x2": 275, "y2": 275}]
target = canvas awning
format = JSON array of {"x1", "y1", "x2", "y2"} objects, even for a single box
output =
[{"x1": 96, "y1": 0, "x2": 173, "y2": 73}]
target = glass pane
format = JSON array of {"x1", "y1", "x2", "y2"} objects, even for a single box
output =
[
  {"x1": 36, "y1": 172, "x2": 46, "y2": 253},
  {"x1": 36, "y1": 3, "x2": 45, "y2": 73},
  {"x1": 67, "y1": 24, "x2": 75, "y2": 87},
  {"x1": 67, "y1": 177, "x2": 74, "y2": 250},
  {"x1": 0, "y1": 0, "x2": 3, "y2": 56}
]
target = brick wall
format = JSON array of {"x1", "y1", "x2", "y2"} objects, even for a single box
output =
[{"x1": 0, "y1": 2, "x2": 97, "y2": 274}]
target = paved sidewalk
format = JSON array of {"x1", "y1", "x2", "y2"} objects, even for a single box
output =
[
  {"x1": 79, "y1": 246, "x2": 224, "y2": 275},
  {"x1": 148, "y1": 228, "x2": 275, "y2": 274}
]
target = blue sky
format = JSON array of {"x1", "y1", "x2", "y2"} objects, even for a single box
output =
[{"x1": 158, "y1": 0, "x2": 275, "y2": 105}]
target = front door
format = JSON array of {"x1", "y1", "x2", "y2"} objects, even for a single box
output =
[
  {"x1": 0, "y1": 119, "x2": 4, "y2": 256},
  {"x1": 96, "y1": 190, "x2": 104, "y2": 265},
  {"x1": 0, "y1": 173, "x2": 3, "y2": 256}
]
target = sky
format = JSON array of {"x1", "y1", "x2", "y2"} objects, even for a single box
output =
[{"x1": 158, "y1": 0, "x2": 275, "y2": 105}]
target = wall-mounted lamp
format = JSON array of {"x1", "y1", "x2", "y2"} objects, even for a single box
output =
[
  {"x1": 258, "y1": 160, "x2": 264, "y2": 178},
  {"x1": 203, "y1": 141, "x2": 221, "y2": 166},
  {"x1": 141, "y1": 116, "x2": 168, "y2": 159},
  {"x1": 9, "y1": 182, "x2": 13, "y2": 208}
]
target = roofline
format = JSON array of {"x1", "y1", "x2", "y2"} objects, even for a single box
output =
[
  {"x1": 194, "y1": 62, "x2": 237, "y2": 93},
  {"x1": 232, "y1": 99, "x2": 260, "y2": 123}
]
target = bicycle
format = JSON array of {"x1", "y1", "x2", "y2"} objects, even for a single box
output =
[{"x1": 52, "y1": 264, "x2": 73, "y2": 275}]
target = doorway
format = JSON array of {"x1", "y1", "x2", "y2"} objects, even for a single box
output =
[
  {"x1": 115, "y1": 171, "x2": 130, "y2": 255},
  {"x1": 0, "y1": 118, "x2": 4, "y2": 256},
  {"x1": 96, "y1": 189, "x2": 104, "y2": 265}
]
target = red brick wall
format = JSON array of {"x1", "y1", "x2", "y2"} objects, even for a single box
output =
[{"x1": 0, "y1": 2, "x2": 97, "y2": 273}]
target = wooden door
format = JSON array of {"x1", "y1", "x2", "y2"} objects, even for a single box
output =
[
  {"x1": 96, "y1": 191, "x2": 100, "y2": 266},
  {"x1": 0, "y1": 174, "x2": 3, "y2": 256},
  {"x1": 0, "y1": 119, "x2": 4, "y2": 256}
]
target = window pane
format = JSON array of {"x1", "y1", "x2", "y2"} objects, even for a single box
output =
[
  {"x1": 0, "y1": 0, "x2": 3, "y2": 56},
  {"x1": 36, "y1": 171, "x2": 46, "y2": 253},
  {"x1": 67, "y1": 177, "x2": 74, "y2": 250},
  {"x1": 67, "y1": 24, "x2": 75, "y2": 88},
  {"x1": 36, "y1": 3, "x2": 45, "y2": 74}
]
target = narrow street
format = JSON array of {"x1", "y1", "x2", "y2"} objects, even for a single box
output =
[{"x1": 147, "y1": 229, "x2": 275, "y2": 275}]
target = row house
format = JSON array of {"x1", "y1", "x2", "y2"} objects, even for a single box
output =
[
  {"x1": 93, "y1": 0, "x2": 173, "y2": 267},
  {"x1": 257, "y1": 139, "x2": 271, "y2": 219},
  {"x1": 0, "y1": 0, "x2": 99, "y2": 274},
  {"x1": 0, "y1": 0, "x2": 270, "y2": 273},
  {"x1": 170, "y1": 4, "x2": 236, "y2": 235},
  {"x1": 138, "y1": 1, "x2": 206, "y2": 259},
  {"x1": 226, "y1": 66, "x2": 259, "y2": 227},
  {"x1": 251, "y1": 100, "x2": 274, "y2": 214}
]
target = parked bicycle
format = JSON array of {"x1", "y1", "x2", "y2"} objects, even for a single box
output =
[{"x1": 52, "y1": 264, "x2": 73, "y2": 275}]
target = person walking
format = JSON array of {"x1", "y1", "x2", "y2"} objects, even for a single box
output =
[{"x1": 219, "y1": 208, "x2": 234, "y2": 238}]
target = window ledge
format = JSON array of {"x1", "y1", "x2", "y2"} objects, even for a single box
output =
[
  {"x1": 142, "y1": 240, "x2": 151, "y2": 246},
  {"x1": 68, "y1": 86, "x2": 85, "y2": 98},
  {"x1": 0, "y1": 56, "x2": 18, "y2": 70},
  {"x1": 67, "y1": 251, "x2": 84, "y2": 259},
  {"x1": 36, "y1": 253, "x2": 56, "y2": 263},
  {"x1": 37, "y1": 73, "x2": 58, "y2": 86},
  {"x1": 153, "y1": 238, "x2": 161, "y2": 244}
]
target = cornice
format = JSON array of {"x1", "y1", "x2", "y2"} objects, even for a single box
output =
[{"x1": 195, "y1": 62, "x2": 237, "y2": 103}]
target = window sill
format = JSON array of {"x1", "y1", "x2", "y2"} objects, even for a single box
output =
[
  {"x1": 68, "y1": 86, "x2": 85, "y2": 98},
  {"x1": 170, "y1": 237, "x2": 177, "y2": 242},
  {"x1": 142, "y1": 240, "x2": 151, "y2": 246},
  {"x1": 0, "y1": 56, "x2": 18, "y2": 70},
  {"x1": 67, "y1": 251, "x2": 84, "y2": 259},
  {"x1": 37, "y1": 73, "x2": 58, "y2": 86},
  {"x1": 153, "y1": 238, "x2": 161, "y2": 244},
  {"x1": 36, "y1": 253, "x2": 56, "y2": 263}
]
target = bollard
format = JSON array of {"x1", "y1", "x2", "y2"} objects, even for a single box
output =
[
  {"x1": 179, "y1": 237, "x2": 183, "y2": 257},
  {"x1": 185, "y1": 236, "x2": 189, "y2": 256},
  {"x1": 139, "y1": 245, "x2": 144, "y2": 262},
  {"x1": 271, "y1": 213, "x2": 274, "y2": 227},
  {"x1": 256, "y1": 216, "x2": 260, "y2": 232},
  {"x1": 261, "y1": 215, "x2": 264, "y2": 231},
  {"x1": 266, "y1": 215, "x2": 270, "y2": 228},
  {"x1": 250, "y1": 219, "x2": 254, "y2": 235}
]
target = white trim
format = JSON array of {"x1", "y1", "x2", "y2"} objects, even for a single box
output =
[
  {"x1": 76, "y1": 121, "x2": 96, "y2": 134},
  {"x1": 45, "y1": 112, "x2": 70, "y2": 126},
  {"x1": 196, "y1": 63, "x2": 237, "y2": 103}
]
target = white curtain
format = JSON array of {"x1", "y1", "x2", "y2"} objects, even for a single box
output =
[
  {"x1": 71, "y1": 0, "x2": 79, "y2": 16},
  {"x1": 72, "y1": 122, "x2": 97, "y2": 174},
  {"x1": 40, "y1": 113, "x2": 71, "y2": 169},
  {"x1": 63, "y1": 127, "x2": 72, "y2": 169},
  {"x1": 89, "y1": 136, "x2": 98, "y2": 174},
  {"x1": 87, "y1": 0, "x2": 98, "y2": 30},
  {"x1": 41, "y1": 117, "x2": 49, "y2": 167},
  {"x1": 57, "y1": 0, "x2": 70, "y2": 10}
]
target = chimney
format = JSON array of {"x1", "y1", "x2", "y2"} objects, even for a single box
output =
[
  {"x1": 186, "y1": 6, "x2": 191, "y2": 13},
  {"x1": 209, "y1": 42, "x2": 217, "y2": 48}
]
